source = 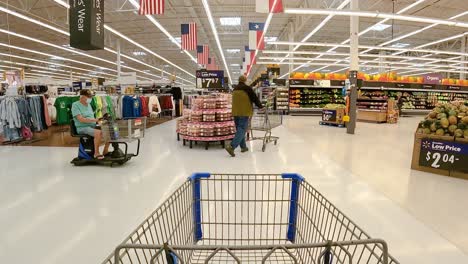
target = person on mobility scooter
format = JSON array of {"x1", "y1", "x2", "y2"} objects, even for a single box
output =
[
  {"x1": 71, "y1": 89, "x2": 110, "y2": 160},
  {"x1": 70, "y1": 90, "x2": 143, "y2": 166}
]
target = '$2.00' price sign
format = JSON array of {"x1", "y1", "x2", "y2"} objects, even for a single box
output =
[{"x1": 419, "y1": 139, "x2": 468, "y2": 172}]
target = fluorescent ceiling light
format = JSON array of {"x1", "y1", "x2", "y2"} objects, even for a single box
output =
[
  {"x1": 226, "y1": 49, "x2": 240, "y2": 53},
  {"x1": 50, "y1": 56, "x2": 65, "y2": 60},
  {"x1": 390, "y1": 43, "x2": 410, "y2": 48},
  {"x1": 284, "y1": 8, "x2": 468, "y2": 28},
  {"x1": 132, "y1": 51, "x2": 147, "y2": 56},
  {"x1": 231, "y1": 64, "x2": 240, "y2": 67},
  {"x1": 264, "y1": 36, "x2": 278, "y2": 42},
  {"x1": 369, "y1": 23, "x2": 391, "y2": 31},
  {"x1": 220, "y1": 17, "x2": 241, "y2": 26}
]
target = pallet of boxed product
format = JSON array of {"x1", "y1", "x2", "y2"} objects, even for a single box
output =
[{"x1": 320, "y1": 104, "x2": 346, "y2": 127}]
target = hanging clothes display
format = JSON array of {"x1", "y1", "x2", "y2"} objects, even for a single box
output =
[
  {"x1": 122, "y1": 95, "x2": 141, "y2": 118},
  {"x1": 54, "y1": 96, "x2": 79, "y2": 125},
  {"x1": 47, "y1": 97, "x2": 57, "y2": 122},
  {"x1": 0, "y1": 97, "x2": 22, "y2": 142},
  {"x1": 148, "y1": 95, "x2": 161, "y2": 116},
  {"x1": 140, "y1": 96, "x2": 150, "y2": 117}
]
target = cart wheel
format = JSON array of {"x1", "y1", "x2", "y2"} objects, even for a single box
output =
[
  {"x1": 177, "y1": 133, "x2": 180, "y2": 141},
  {"x1": 190, "y1": 141, "x2": 193, "y2": 149},
  {"x1": 183, "y1": 139, "x2": 186, "y2": 146},
  {"x1": 262, "y1": 145, "x2": 266, "y2": 152},
  {"x1": 274, "y1": 140, "x2": 278, "y2": 145}
]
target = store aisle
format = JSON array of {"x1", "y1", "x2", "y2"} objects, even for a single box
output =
[{"x1": 0, "y1": 117, "x2": 467, "y2": 264}]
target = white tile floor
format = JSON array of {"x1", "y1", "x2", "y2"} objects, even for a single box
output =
[{"x1": 1, "y1": 116, "x2": 468, "y2": 264}]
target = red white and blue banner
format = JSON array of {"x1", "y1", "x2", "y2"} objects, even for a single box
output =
[
  {"x1": 249, "y1": 22, "x2": 265, "y2": 50},
  {"x1": 207, "y1": 57, "x2": 218, "y2": 70},
  {"x1": 244, "y1": 46, "x2": 251, "y2": 65},
  {"x1": 256, "y1": 0, "x2": 283, "y2": 13},
  {"x1": 181, "y1": 23, "x2": 197, "y2": 51},
  {"x1": 139, "y1": 0, "x2": 164, "y2": 15},
  {"x1": 197, "y1": 45, "x2": 209, "y2": 65}
]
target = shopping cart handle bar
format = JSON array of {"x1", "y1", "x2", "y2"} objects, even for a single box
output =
[
  {"x1": 281, "y1": 173, "x2": 304, "y2": 181},
  {"x1": 188, "y1": 172, "x2": 211, "y2": 181}
]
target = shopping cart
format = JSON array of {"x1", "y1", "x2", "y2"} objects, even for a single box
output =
[
  {"x1": 103, "y1": 173, "x2": 398, "y2": 264},
  {"x1": 249, "y1": 104, "x2": 283, "y2": 152}
]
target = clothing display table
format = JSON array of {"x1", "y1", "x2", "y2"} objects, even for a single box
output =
[{"x1": 176, "y1": 94, "x2": 235, "y2": 150}]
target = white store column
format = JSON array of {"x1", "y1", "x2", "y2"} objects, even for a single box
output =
[
  {"x1": 347, "y1": 0, "x2": 359, "y2": 135},
  {"x1": 117, "y1": 40, "x2": 121, "y2": 79},
  {"x1": 289, "y1": 23, "x2": 294, "y2": 76},
  {"x1": 461, "y1": 36, "x2": 466, "y2": 80},
  {"x1": 379, "y1": 50, "x2": 386, "y2": 73}
]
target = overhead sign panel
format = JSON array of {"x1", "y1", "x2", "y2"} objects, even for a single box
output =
[{"x1": 69, "y1": 0, "x2": 104, "y2": 50}]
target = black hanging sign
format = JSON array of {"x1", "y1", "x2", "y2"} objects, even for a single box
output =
[{"x1": 69, "y1": 0, "x2": 104, "y2": 50}]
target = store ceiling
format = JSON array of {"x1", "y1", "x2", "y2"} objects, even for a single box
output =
[{"x1": 0, "y1": 0, "x2": 466, "y2": 84}]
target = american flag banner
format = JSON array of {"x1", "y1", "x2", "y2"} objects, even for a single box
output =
[
  {"x1": 181, "y1": 23, "x2": 197, "y2": 50},
  {"x1": 139, "y1": 0, "x2": 165, "y2": 15},
  {"x1": 207, "y1": 57, "x2": 218, "y2": 70},
  {"x1": 256, "y1": 0, "x2": 283, "y2": 13},
  {"x1": 197, "y1": 45, "x2": 209, "y2": 65}
]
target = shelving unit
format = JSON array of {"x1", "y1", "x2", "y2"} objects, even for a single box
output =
[
  {"x1": 275, "y1": 86, "x2": 289, "y2": 112},
  {"x1": 289, "y1": 83, "x2": 345, "y2": 116}
]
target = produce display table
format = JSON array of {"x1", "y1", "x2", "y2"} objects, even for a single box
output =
[{"x1": 411, "y1": 100, "x2": 468, "y2": 179}]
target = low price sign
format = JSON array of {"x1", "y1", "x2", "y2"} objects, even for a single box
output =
[
  {"x1": 322, "y1": 110, "x2": 337, "y2": 122},
  {"x1": 419, "y1": 139, "x2": 468, "y2": 172}
]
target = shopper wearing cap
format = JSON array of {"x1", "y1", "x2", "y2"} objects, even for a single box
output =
[
  {"x1": 71, "y1": 89, "x2": 110, "y2": 159},
  {"x1": 225, "y1": 75, "x2": 263, "y2": 157}
]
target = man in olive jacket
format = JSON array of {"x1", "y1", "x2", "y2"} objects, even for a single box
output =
[{"x1": 226, "y1": 75, "x2": 263, "y2": 157}]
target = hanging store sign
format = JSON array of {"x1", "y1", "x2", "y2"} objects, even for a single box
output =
[
  {"x1": 314, "y1": 79, "x2": 331, "y2": 87},
  {"x1": 196, "y1": 70, "x2": 224, "y2": 88},
  {"x1": 423, "y1": 73, "x2": 443, "y2": 85},
  {"x1": 419, "y1": 139, "x2": 468, "y2": 172},
  {"x1": 69, "y1": 0, "x2": 104, "y2": 50},
  {"x1": 289, "y1": 79, "x2": 314, "y2": 86}
]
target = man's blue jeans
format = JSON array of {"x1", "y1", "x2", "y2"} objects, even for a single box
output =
[{"x1": 231, "y1": 116, "x2": 249, "y2": 149}]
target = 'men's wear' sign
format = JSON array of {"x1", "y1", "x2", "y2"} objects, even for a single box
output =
[{"x1": 69, "y1": 0, "x2": 104, "y2": 50}]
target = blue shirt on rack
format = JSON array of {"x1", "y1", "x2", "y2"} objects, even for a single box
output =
[{"x1": 122, "y1": 96, "x2": 141, "y2": 118}]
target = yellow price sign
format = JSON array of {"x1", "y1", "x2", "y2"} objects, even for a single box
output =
[{"x1": 343, "y1": 115, "x2": 350, "y2": 122}]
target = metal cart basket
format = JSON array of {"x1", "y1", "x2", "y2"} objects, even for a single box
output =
[
  {"x1": 103, "y1": 173, "x2": 398, "y2": 264},
  {"x1": 249, "y1": 109, "x2": 282, "y2": 152},
  {"x1": 100, "y1": 117, "x2": 146, "y2": 159}
]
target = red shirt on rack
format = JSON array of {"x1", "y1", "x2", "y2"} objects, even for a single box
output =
[{"x1": 140, "y1": 96, "x2": 150, "y2": 117}]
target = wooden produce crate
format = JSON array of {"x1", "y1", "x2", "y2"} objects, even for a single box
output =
[{"x1": 357, "y1": 110, "x2": 387, "y2": 123}]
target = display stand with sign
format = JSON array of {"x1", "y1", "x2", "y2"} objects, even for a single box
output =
[
  {"x1": 320, "y1": 108, "x2": 346, "y2": 127},
  {"x1": 411, "y1": 132, "x2": 468, "y2": 180},
  {"x1": 176, "y1": 95, "x2": 235, "y2": 150},
  {"x1": 196, "y1": 70, "x2": 225, "y2": 90}
]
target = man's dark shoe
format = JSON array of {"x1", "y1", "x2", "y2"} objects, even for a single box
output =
[
  {"x1": 241, "y1": 147, "x2": 249, "y2": 153},
  {"x1": 225, "y1": 145, "x2": 235, "y2": 157}
]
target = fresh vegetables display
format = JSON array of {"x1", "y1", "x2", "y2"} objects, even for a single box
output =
[
  {"x1": 289, "y1": 88, "x2": 345, "y2": 109},
  {"x1": 324, "y1": 104, "x2": 346, "y2": 109},
  {"x1": 417, "y1": 101, "x2": 468, "y2": 138}
]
